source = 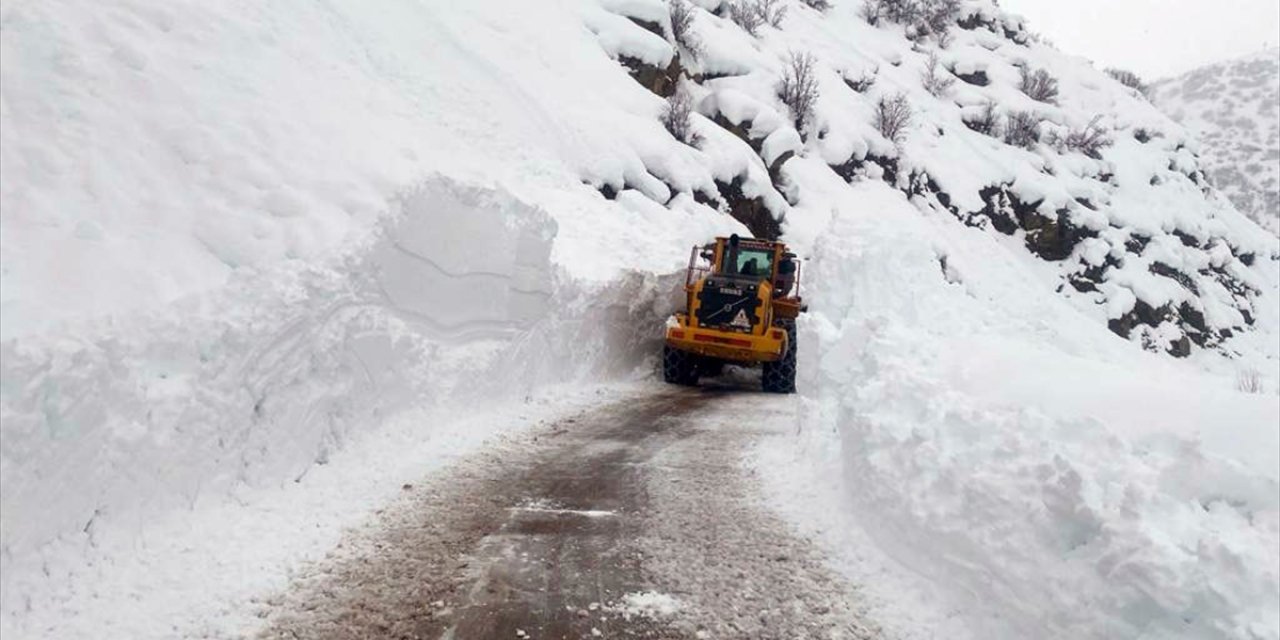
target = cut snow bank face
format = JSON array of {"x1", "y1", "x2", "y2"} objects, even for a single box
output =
[
  {"x1": 793, "y1": 181, "x2": 1279, "y2": 640},
  {"x1": 0, "y1": 178, "x2": 681, "y2": 627}
]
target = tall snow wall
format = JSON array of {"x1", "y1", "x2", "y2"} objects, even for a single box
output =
[{"x1": 0, "y1": 177, "x2": 680, "y2": 615}]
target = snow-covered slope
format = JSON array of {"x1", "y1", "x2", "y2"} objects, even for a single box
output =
[
  {"x1": 2, "y1": 0, "x2": 1277, "y2": 638},
  {"x1": 1152, "y1": 49, "x2": 1280, "y2": 236}
]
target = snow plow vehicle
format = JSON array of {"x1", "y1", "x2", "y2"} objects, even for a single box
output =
[{"x1": 663, "y1": 234, "x2": 804, "y2": 393}]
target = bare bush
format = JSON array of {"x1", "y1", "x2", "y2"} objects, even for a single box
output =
[
  {"x1": 1105, "y1": 68, "x2": 1150, "y2": 99},
  {"x1": 921, "y1": 52, "x2": 955, "y2": 97},
  {"x1": 669, "y1": 0, "x2": 702, "y2": 57},
  {"x1": 864, "y1": 0, "x2": 960, "y2": 38},
  {"x1": 1019, "y1": 66, "x2": 1059, "y2": 104},
  {"x1": 1064, "y1": 115, "x2": 1112, "y2": 159},
  {"x1": 1237, "y1": 369, "x2": 1264, "y2": 394},
  {"x1": 1004, "y1": 110, "x2": 1042, "y2": 149},
  {"x1": 778, "y1": 51, "x2": 820, "y2": 135},
  {"x1": 876, "y1": 93, "x2": 913, "y2": 145},
  {"x1": 662, "y1": 84, "x2": 699, "y2": 145},
  {"x1": 730, "y1": 0, "x2": 786, "y2": 35},
  {"x1": 964, "y1": 100, "x2": 1002, "y2": 137},
  {"x1": 920, "y1": 0, "x2": 961, "y2": 35}
]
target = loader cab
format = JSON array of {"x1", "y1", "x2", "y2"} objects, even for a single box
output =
[{"x1": 695, "y1": 235, "x2": 798, "y2": 297}]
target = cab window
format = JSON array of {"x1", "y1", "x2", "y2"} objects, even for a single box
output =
[{"x1": 731, "y1": 248, "x2": 773, "y2": 278}]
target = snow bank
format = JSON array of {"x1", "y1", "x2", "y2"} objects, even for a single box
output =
[
  {"x1": 0, "y1": 178, "x2": 685, "y2": 634},
  {"x1": 792, "y1": 182, "x2": 1279, "y2": 640}
]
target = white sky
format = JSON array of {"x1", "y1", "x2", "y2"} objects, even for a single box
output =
[{"x1": 998, "y1": 0, "x2": 1280, "y2": 79}]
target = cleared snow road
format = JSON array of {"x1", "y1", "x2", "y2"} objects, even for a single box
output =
[{"x1": 260, "y1": 383, "x2": 878, "y2": 639}]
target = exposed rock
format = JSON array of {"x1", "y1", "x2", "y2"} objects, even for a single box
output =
[
  {"x1": 619, "y1": 54, "x2": 682, "y2": 98},
  {"x1": 715, "y1": 175, "x2": 783, "y2": 240}
]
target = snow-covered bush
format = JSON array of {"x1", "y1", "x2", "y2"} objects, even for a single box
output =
[
  {"x1": 843, "y1": 66, "x2": 878, "y2": 92},
  {"x1": 920, "y1": 0, "x2": 962, "y2": 35},
  {"x1": 800, "y1": 0, "x2": 832, "y2": 11},
  {"x1": 1062, "y1": 115, "x2": 1112, "y2": 159},
  {"x1": 921, "y1": 51, "x2": 955, "y2": 97},
  {"x1": 669, "y1": 0, "x2": 702, "y2": 57},
  {"x1": 662, "y1": 84, "x2": 699, "y2": 145},
  {"x1": 963, "y1": 100, "x2": 1002, "y2": 137},
  {"x1": 1106, "y1": 67, "x2": 1150, "y2": 98},
  {"x1": 864, "y1": 0, "x2": 961, "y2": 37},
  {"x1": 876, "y1": 93, "x2": 913, "y2": 145},
  {"x1": 729, "y1": 0, "x2": 786, "y2": 35},
  {"x1": 1004, "y1": 109, "x2": 1041, "y2": 149},
  {"x1": 1019, "y1": 66, "x2": 1060, "y2": 104},
  {"x1": 778, "y1": 51, "x2": 820, "y2": 135}
]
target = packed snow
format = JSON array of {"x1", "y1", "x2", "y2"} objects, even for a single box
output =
[{"x1": 2, "y1": 0, "x2": 1277, "y2": 639}]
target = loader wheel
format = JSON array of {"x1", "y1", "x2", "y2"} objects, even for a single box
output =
[
  {"x1": 663, "y1": 345, "x2": 699, "y2": 386},
  {"x1": 762, "y1": 322, "x2": 797, "y2": 394}
]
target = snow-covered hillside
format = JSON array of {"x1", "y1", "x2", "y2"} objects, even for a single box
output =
[
  {"x1": 1153, "y1": 49, "x2": 1280, "y2": 237},
  {"x1": 2, "y1": 0, "x2": 1277, "y2": 638}
]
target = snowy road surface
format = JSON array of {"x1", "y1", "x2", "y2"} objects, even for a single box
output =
[{"x1": 260, "y1": 383, "x2": 878, "y2": 639}]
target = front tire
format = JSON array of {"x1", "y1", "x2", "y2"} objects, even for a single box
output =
[
  {"x1": 663, "y1": 345, "x2": 699, "y2": 386},
  {"x1": 761, "y1": 322, "x2": 797, "y2": 394}
]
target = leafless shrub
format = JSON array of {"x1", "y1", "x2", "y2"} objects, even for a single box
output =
[
  {"x1": 1236, "y1": 368, "x2": 1263, "y2": 394},
  {"x1": 669, "y1": 0, "x2": 702, "y2": 57},
  {"x1": 863, "y1": 0, "x2": 960, "y2": 38},
  {"x1": 1019, "y1": 66, "x2": 1059, "y2": 104},
  {"x1": 876, "y1": 93, "x2": 913, "y2": 145},
  {"x1": 801, "y1": 0, "x2": 832, "y2": 10},
  {"x1": 1105, "y1": 68, "x2": 1150, "y2": 99},
  {"x1": 1064, "y1": 115, "x2": 1112, "y2": 159},
  {"x1": 921, "y1": 52, "x2": 955, "y2": 97},
  {"x1": 920, "y1": 0, "x2": 961, "y2": 35},
  {"x1": 964, "y1": 100, "x2": 1002, "y2": 137},
  {"x1": 778, "y1": 51, "x2": 820, "y2": 135},
  {"x1": 662, "y1": 84, "x2": 700, "y2": 145},
  {"x1": 1004, "y1": 109, "x2": 1042, "y2": 149},
  {"x1": 730, "y1": 0, "x2": 786, "y2": 35}
]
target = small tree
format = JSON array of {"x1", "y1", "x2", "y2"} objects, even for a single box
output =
[
  {"x1": 1105, "y1": 68, "x2": 1150, "y2": 99},
  {"x1": 921, "y1": 52, "x2": 955, "y2": 97},
  {"x1": 662, "y1": 84, "x2": 699, "y2": 145},
  {"x1": 779, "y1": 51, "x2": 820, "y2": 135},
  {"x1": 1064, "y1": 115, "x2": 1111, "y2": 159},
  {"x1": 1019, "y1": 66, "x2": 1059, "y2": 104},
  {"x1": 876, "y1": 93, "x2": 913, "y2": 145},
  {"x1": 669, "y1": 0, "x2": 702, "y2": 57},
  {"x1": 1004, "y1": 110, "x2": 1041, "y2": 149}
]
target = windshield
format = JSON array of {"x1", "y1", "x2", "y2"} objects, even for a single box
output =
[{"x1": 727, "y1": 247, "x2": 773, "y2": 278}]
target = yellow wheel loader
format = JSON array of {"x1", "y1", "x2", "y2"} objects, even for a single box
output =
[{"x1": 663, "y1": 234, "x2": 805, "y2": 393}]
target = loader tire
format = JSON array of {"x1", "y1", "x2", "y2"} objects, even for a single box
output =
[
  {"x1": 663, "y1": 345, "x2": 699, "y2": 386},
  {"x1": 762, "y1": 322, "x2": 797, "y2": 394}
]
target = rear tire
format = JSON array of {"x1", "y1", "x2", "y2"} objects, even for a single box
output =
[
  {"x1": 762, "y1": 322, "x2": 797, "y2": 394},
  {"x1": 663, "y1": 345, "x2": 700, "y2": 386}
]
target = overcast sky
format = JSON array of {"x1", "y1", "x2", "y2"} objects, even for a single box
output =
[{"x1": 998, "y1": 0, "x2": 1280, "y2": 79}]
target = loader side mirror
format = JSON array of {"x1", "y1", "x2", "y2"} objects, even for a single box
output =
[{"x1": 778, "y1": 259, "x2": 797, "y2": 275}]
